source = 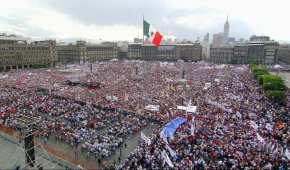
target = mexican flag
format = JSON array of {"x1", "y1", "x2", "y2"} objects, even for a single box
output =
[{"x1": 143, "y1": 20, "x2": 163, "y2": 47}]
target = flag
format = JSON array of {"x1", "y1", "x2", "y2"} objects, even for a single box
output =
[
  {"x1": 143, "y1": 20, "x2": 150, "y2": 37},
  {"x1": 191, "y1": 123, "x2": 195, "y2": 135},
  {"x1": 152, "y1": 32, "x2": 163, "y2": 47},
  {"x1": 141, "y1": 132, "x2": 151, "y2": 145},
  {"x1": 160, "y1": 129, "x2": 168, "y2": 144},
  {"x1": 143, "y1": 19, "x2": 163, "y2": 47},
  {"x1": 162, "y1": 150, "x2": 174, "y2": 168}
]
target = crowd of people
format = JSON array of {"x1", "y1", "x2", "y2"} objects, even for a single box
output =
[
  {"x1": 0, "y1": 86, "x2": 148, "y2": 159},
  {"x1": 117, "y1": 63, "x2": 290, "y2": 169},
  {"x1": 0, "y1": 61, "x2": 289, "y2": 169}
]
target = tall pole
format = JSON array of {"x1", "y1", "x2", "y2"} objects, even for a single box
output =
[{"x1": 142, "y1": 14, "x2": 144, "y2": 45}]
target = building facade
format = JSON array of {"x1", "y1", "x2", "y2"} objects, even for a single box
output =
[
  {"x1": 247, "y1": 41, "x2": 279, "y2": 65},
  {"x1": 137, "y1": 44, "x2": 202, "y2": 61},
  {"x1": 233, "y1": 45, "x2": 249, "y2": 64},
  {"x1": 0, "y1": 40, "x2": 57, "y2": 72},
  {"x1": 176, "y1": 44, "x2": 202, "y2": 61},
  {"x1": 57, "y1": 41, "x2": 119, "y2": 64},
  {"x1": 128, "y1": 43, "x2": 142, "y2": 60},
  {"x1": 264, "y1": 41, "x2": 279, "y2": 65},
  {"x1": 87, "y1": 45, "x2": 119, "y2": 62},
  {"x1": 142, "y1": 45, "x2": 160, "y2": 60},
  {"x1": 210, "y1": 41, "x2": 279, "y2": 65},
  {"x1": 210, "y1": 46, "x2": 234, "y2": 64},
  {"x1": 57, "y1": 42, "x2": 87, "y2": 64},
  {"x1": 277, "y1": 45, "x2": 290, "y2": 64}
]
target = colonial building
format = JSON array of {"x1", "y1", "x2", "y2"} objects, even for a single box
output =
[
  {"x1": 141, "y1": 45, "x2": 162, "y2": 61},
  {"x1": 57, "y1": 41, "x2": 87, "y2": 64},
  {"x1": 210, "y1": 46, "x2": 234, "y2": 64},
  {"x1": 137, "y1": 44, "x2": 202, "y2": 61},
  {"x1": 176, "y1": 44, "x2": 202, "y2": 61},
  {"x1": 128, "y1": 43, "x2": 142, "y2": 60},
  {"x1": 0, "y1": 40, "x2": 56, "y2": 72},
  {"x1": 86, "y1": 44, "x2": 119, "y2": 62}
]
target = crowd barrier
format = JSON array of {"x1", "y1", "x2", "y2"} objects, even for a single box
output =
[{"x1": 0, "y1": 125, "x2": 94, "y2": 170}]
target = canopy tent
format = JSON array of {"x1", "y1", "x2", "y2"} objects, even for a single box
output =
[
  {"x1": 273, "y1": 64, "x2": 283, "y2": 69},
  {"x1": 160, "y1": 117, "x2": 187, "y2": 140}
]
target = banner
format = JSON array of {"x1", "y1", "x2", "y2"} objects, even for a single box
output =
[
  {"x1": 162, "y1": 150, "x2": 174, "y2": 168},
  {"x1": 145, "y1": 105, "x2": 160, "y2": 112},
  {"x1": 177, "y1": 106, "x2": 197, "y2": 113},
  {"x1": 285, "y1": 148, "x2": 290, "y2": 160},
  {"x1": 140, "y1": 132, "x2": 151, "y2": 145},
  {"x1": 160, "y1": 117, "x2": 187, "y2": 140}
]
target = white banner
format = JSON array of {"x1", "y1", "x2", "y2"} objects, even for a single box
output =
[
  {"x1": 162, "y1": 150, "x2": 174, "y2": 168},
  {"x1": 285, "y1": 148, "x2": 290, "y2": 160},
  {"x1": 177, "y1": 106, "x2": 197, "y2": 113},
  {"x1": 145, "y1": 105, "x2": 160, "y2": 112},
  {"x1": 141, "y1": 132, "x2": 151, "y2": 145}
]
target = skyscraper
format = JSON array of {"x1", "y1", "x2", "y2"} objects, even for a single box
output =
[{"x1": 224, "y1": 16, "x2": 230, "y2": 39}]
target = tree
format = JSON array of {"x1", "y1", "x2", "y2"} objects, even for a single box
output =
[
  {"x1": 265, "y1": 90, "x2": 286, "y2": 105},
  {"x1": 262, "y1": 75, "x2": 286, "y2": 91}
]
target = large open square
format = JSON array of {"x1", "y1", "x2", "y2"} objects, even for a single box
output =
[
  {"x1": 1, "y1": 1, "x2": 290, "y2": 168},
  {"x1": 0, "y1": 61, "x2": 289, "y2": 169}
]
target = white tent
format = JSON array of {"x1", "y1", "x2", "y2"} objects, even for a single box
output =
[{"x1": 274, "y1": 64, "x2": 283, "y2": 69}]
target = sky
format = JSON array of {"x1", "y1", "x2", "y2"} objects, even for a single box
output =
[{"x1": 0, "y1": 0, "x2": 289, "y2": 42}]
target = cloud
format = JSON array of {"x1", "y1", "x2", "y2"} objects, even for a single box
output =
[
  {"x1": 37, "y1": 0, "x2": 169, "y2": 26},
  {"x1": 0, "y1": 0, "x2": 289, "y2": 41}
]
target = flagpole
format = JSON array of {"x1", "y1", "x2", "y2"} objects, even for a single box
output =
[{"x1": 142, "y1": 14, "x2": 144, "y2": 45}]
